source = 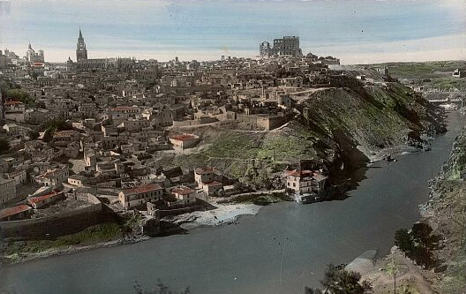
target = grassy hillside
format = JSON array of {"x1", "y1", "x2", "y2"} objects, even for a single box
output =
[{"x1": 169, "y1": 69, "x2": 443, "y2": 190}]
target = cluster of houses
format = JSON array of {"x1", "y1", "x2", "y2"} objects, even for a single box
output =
[{"x1": 0, "y1": 45, "x2": 335, "y2": 231}]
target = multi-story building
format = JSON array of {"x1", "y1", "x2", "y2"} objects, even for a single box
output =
[
  {"x1": 285, "y1": 169, "x2": 327, "y2": 195},
  {"x1": 119, "y1": 183, "x2": 164, "y2": 209},
  {"x1": 170, "y1": 186, "x2": 197, "y2": 206}
]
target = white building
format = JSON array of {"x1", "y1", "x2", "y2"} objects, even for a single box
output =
[{"x1": 119, "y1": 183, "x2": 164, "y2": 210}]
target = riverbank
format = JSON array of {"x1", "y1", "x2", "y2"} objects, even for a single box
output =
[
  {"x1": 168, "y1": 203, "x2": 262, "y2": 230},
  {"x1": 357, "y1": 115, "x2": 466, "y2": 293}
]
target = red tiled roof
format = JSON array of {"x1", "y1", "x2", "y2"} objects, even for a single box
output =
[
  {"x1": 205, "y1": 181, "x2": 222, "y2": 186},
  {"x1": 123, "y1": 183, "x2": 163, "y2": 195},
  {"x1": 0, "y1": 205, "x2": 32, "y2": 219},
  {"x1": 28, "y1": 191, "x2": 62, "y2": 204},
  {"x1": 195, "y1": 167, "x2": 214, "y2": 175},
  {"x1": 169, "y1": 134, "x2": 197, "y2": 141},
  {"x1": 172, "y1": 186, "x2": 194, "y2": 195},
  {"x1": 4, "y1": 100, "x2": 23, "y2": 106}
]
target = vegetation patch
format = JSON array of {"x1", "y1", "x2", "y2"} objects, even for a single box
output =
[{"x1": 3, "y1": 222, "x2": 122, "y2": 256}]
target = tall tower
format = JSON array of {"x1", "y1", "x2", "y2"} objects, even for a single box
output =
[{"x1": 76, "y1": 29, "x2": 88, "y2": 62}]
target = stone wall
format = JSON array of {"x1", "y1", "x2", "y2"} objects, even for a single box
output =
[{"x1": 0, "y1": 202, "x2": 116, "y2": 240}]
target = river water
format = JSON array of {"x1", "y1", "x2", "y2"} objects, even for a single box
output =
[{"x1": 1, "y1": 112, "x2": 464, "y2": 294}]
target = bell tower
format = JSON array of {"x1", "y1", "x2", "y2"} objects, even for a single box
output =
[{"x1": 76, "y1": 29, "x2": 88, "y2": 62}]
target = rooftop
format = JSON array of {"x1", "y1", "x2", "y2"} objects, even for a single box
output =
[
  {"x1": 0, "y1": 204, "x2": 32, "y2": 219},
  {"x1": 169, "y1": 133, "x2": 198, "y2": 142},
  {"x1": 172, "y1": 186, "x2": 194, "y2": 195},
  {"x1": 195, "y1": 167, "x2": 215, "y2": 175},
  {"x1": 28, "y1": 191, "x2": 63, "y2": 204},
  {"x1": 123, "y1": 183, "x2": 163, "y2": 195}
]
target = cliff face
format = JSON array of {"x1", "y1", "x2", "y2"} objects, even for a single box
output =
[
  {"x1": 422, "y1": 132, "x2": 466, "y2": 293},
  {"x1": 171, "y1": 70, "x2": 445, "y2": 190}
]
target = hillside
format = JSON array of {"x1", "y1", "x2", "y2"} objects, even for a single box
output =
[{"x1": 163, "y1": 68, "x2": 445, "y2": 193}]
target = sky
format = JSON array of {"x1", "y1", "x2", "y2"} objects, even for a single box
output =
[{"x1": 0, "y1": 0, "x2": 465, "y2": 64}]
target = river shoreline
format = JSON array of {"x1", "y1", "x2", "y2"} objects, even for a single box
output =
[{"x1": 0, "y1": 136, "x2": 439, "y2": 267}]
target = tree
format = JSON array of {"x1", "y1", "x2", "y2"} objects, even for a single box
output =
[
  {"x1": 394, "y1": 223, "x2": 440, "y2": 269},
  {"x1": 394, "y1": 229, "x2": 414, "y2": 253},
  {"x1": 6, "y1": 88, "x2": 34, "y2": 105},
  {"x1": 0, "y1": 138, "x2": 10, "y2": 154},
  {"x1": 305, "y1": 264, "x2": 372, "y2": 294},
  {"x1": 386, "y1": 257, "x2": 400, "y2": 294},
  {"x1": 321, "y1": 264, "x2": 371, "y2": 294}
]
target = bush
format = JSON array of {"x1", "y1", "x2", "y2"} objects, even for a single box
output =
[
  {"x1": 305, "y1": 264, "x2": 372, "y2": 293},
  {"x1": 394, "y1": 223, "x2": 440, "y2": 269}
]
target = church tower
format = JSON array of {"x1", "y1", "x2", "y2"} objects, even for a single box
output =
[{"x1": 76, "y1": 29, "x2": 88, "y2": 62}]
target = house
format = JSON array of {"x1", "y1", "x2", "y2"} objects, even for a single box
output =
[
  {"x1": 0, "y1": 204, "x2": 33, "y2": 221},
  {"x1": 452, "y1": 68, "x2": 465, "y2": 78},
  {"x1": 119, "y1": 183, "x2": 164, "y2": 210},
  {"x1": 53, "y1": 130, "x2": 80, "y2": 147},
  {"x1": 67, "y1": 174, "x2": 87, "y2": 187},
  {"x1": 35, "y1": 165, "x2": 69, "y2": 187},
  {"x1": 4, "y1": 100, "x2": 26, "y2": 122},
  {"x1": 6, "y1": 169, "x2": 27, "y2": 186},
  {"x1": 27, "y1": 191, "x2": 65, "y2": 209},
  {"x1": 194, "y1": 167, "x2": 223, "y2": 196},
  {"x1": 0, "y1": 178, "x2": 16, "y2": 205},
  {"x1": 194, "y1": 167, "x2": 216, "y2": 186},
  {"x1": 285, "y1": 169, "x2": 327, "y2": 195},
  {"x1": 170, "y1": 185, "x2": 197, "y2": 206},
  {"x1": 169, "y1": 133, "x2": 200, "y2": 150}
]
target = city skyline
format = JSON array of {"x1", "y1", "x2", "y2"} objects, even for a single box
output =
[{"x1": 0, "y1": 0, "x2": 465, "y2": 64}]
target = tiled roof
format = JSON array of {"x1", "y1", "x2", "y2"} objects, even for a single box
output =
[
  {"x1": 123, "y1": 183, "x2": 163, "y2": 195},
  {"x1": 172, "y1": 186, "x2": 194, "y2": 195},
  {"x1": 0, "y1": 205, "x2": 32, "y2": 219},
  {"x1": 195, "y1": 167, "x2": 214, "y2": 175},
  {"x1": 169, "y1": 134, "x2": 197, "y2": 142},
  {"x1": 28, "y1": 191, "x2": 62, "y2": 204}
]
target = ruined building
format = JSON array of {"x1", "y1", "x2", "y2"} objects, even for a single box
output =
[{"x1": 260, "y1": 36, "x2": 302, "y2": 58}]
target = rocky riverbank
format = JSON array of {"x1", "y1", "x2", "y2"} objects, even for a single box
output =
[{"x1": 357, "y1": 121, "x2": 466, "y2": 293}]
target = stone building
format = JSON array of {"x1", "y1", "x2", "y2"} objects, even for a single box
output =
[
  {"x1": 26, "y1": 43, "x2": 44, "y2": 63},
  {"x1": 260, "y1": 36, "x2": 302, "y2": 57},
  {"x1": 0, "y1": 177, "x2": 16, "y2": 206},
  {"x1": 119, "y1": 183, "x2": 164, "y2": 210}
]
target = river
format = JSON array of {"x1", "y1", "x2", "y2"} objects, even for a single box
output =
[{"x1": 1, "y1": 112, "x2": 464, "y2": 294}]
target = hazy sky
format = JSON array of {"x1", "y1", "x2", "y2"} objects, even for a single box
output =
[{"x1": 0, "y1": 0, "x2": 465, "y2": 64}]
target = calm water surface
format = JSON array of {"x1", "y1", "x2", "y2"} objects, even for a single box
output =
[{"x1": 1, "y1": 112, "x2": 464, "y2": 294}]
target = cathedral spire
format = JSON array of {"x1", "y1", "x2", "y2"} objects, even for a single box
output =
[{"x1": 76, "y1": 28, "x2": 88, "y2": 62}]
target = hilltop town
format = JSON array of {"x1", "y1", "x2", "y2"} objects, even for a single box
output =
[{"x1": 0, "y1": 32, "x2": 450, "y2": 261}]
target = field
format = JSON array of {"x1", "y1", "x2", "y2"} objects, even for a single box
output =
[{"x1": 371, "y1": 60, "x2": 466, "y2": 91}]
